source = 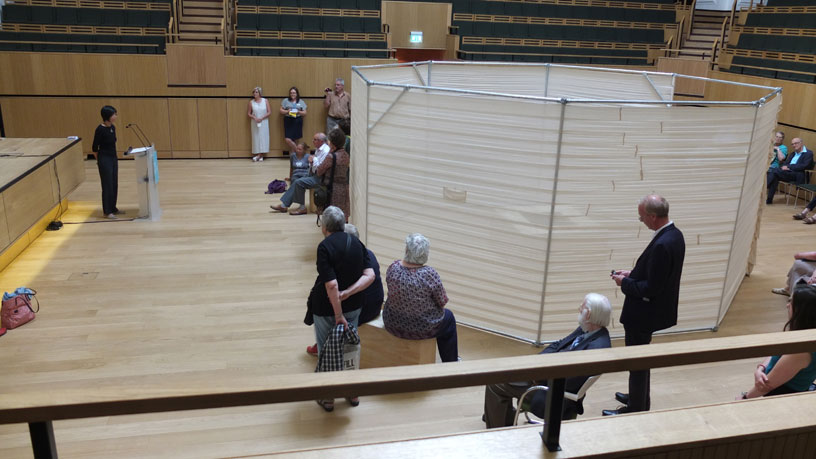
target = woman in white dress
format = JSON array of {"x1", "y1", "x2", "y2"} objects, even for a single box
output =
[{"x1": 247, "y1": 86, "x2": 272, "y2": 162}]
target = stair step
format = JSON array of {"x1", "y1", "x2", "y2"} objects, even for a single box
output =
[
  {"x1": 182, "y1": 16, "x2": 222, "y2": 24},
  {"x1": 183, "y1": 8, "x2": 222, "y2": 16},
  {"x1": 179, "y1": 23, "x2": 221, "y2": 32}
]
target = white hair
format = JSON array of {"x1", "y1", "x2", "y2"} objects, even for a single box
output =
[
  {"x1": 335, "y1": 78, "x2": 345, "y2": 85},
  {"x1": 404, "y1": 233, "x2": 429, "y2": 265},
  {"x1": 344, "y1": 223, "x2": 359, "y2": 239},
  {"x1": 321, "y1": 206, "x2": 345, "y2": 233},
  {"x1": 583, "y1": 293, "x2": 612, "y2": 327}
]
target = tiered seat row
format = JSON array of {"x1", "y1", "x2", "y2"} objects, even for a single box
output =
[
  {"x1": 0, "y1": 0, "x2": 169, "y2": 53},
  {"x1": 234, "y1": 30, "x2": 387, "y2": 57},
  {"x1": 236, "y1": 6, "x2": 380, "y2": 33},
  {"x1": 234, "y1": 3, "x2": 386, "y2": 57},
  {"x1": 0, "y1": 23, "x2": 166, "y2": 53},
  {"x1": 721, "y1": 4, "x2": 816, "y2": 84},
  {"x1": 452, "y1": 0, "x2": 680, "y2": 65}
]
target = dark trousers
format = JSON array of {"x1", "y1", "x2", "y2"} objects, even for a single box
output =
[
  {"x1": 767, "y1": 168, "x2": 799, "y2": 203},
  {"x1": 436, "y1": 308, "x2": 458, "y2": 362},
  {"x1": 97, "y1": 154, "x2": 119, "y2": 215},
  {"x1": 807, "y1": 196, "x2": 816, "y2": 211},
  {"x1": 625, "y1": 327, "x2": 652, "y2": 412},
  {"x1": 484, "y1": 381, "x2": 530, "y2": 428}
]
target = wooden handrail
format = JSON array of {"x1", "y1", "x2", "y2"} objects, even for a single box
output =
[
  {"x1": 4, "y1": 329, "x2": 815, "y2": 456},
  {"x1": 2, "y1": 330, "x2": 815, "y2": 424},
  {"x1": 710, "y1": 37, "x2": 720, "y2": 68},
  {"x1": 686, "y1": 0, "x2": 696, "y2": 37}
]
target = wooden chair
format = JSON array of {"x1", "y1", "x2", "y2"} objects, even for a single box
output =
[{"x1": 513, "y1": 374, "x2": 601, "y2": 425}]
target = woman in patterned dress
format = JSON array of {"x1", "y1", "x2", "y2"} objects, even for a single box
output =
[{"x1": 382, "y1": 233, "x2": 459, "y2": 362}]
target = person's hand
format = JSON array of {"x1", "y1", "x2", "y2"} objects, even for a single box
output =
[
  {"x1": 308, "y1": 156, "x2": 314, "y2": 164},
  {"x1": 611, "y1": 273, "x2": 625, "y2": 287},
  {"x1": 808, "y1": 273, "x2": 816, "y2": 285},
  {"x1": 339, "y1": 290, "x2": 350, "y2": 301},
  {"x1": 782, "y1": 166, "x2": 791, "y2": 171},
  {"x1": 614, "y1": 270, "x2": 631, "y2": 277},
  {"x1": 754, "y1": 367, "x2": 771, "y2": 392},
  {"x1": 335, "y1": 314, "x2": 349, "y2": 327},
  {"x1": 284, "y1": 177, "x2": 290, "y2": 182}
]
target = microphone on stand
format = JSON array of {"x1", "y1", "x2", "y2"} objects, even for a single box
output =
[{"x1": 126, "y1": 123, "x2": 150, "y2": 148}]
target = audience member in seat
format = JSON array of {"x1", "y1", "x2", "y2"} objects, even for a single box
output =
[
  {"x1": 738, "y1": 284, "x2": 816, "y2": 400},
  {"x1": 483, "y1": 293, "x2": 612, "y2": 428},
  {"x1": 305, "y1": 223, "x2": 383, "y2": 357},
  {"x1": 382, "y1": 233, "x2": 459, "y2": 362},
  {"x1": 771, "y1": 251, "x2": 816, "y2": 297},
  {"x1": 768, "y1": 131, "x2": 788, "y2": 171},
  {"x1": 767, "y1": 138, "x2": 812, "y2": 205},
  {"x1": 286, "y1": 142, "x2": 310, "y2": 185}
]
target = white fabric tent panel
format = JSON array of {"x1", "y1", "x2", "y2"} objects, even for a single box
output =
[
  {"x1": 351, "y1": 73, "x2": 369, "y2": 233},
  {"x1": 352, "y1": 63, "x2": 778, "y2": 343}
]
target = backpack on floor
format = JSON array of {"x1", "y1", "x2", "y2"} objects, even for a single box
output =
[{"x1": 266, "y1": 180, "x2": 287, "y2": 194}]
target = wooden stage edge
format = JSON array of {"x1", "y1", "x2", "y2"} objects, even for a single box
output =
[{"x1": 0, "y1": 138, "x2": 85, "y2": 271}]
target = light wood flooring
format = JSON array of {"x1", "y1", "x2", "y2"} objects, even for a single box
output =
[{"x1": 0, "y1": 158, "x2": 807, "y2": 458}]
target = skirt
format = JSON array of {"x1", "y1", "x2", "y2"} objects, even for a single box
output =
[{"x1": 283, "y1": 116, "x2": 304, "y2": 140}]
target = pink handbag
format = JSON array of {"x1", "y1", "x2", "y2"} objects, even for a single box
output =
[{"x1": 1, "y1": 290, "x2": 38, "y2": 329}]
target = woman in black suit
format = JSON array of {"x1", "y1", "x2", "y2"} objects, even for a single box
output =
[{"x1": 92, "y1": 105, "x2": 120, "y2": 219}]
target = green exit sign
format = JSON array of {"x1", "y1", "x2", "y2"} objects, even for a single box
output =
[{"x1": 410, "y1": 31, "x2": 423, "y2": 43}]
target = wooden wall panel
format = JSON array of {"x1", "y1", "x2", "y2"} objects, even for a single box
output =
[
  {"x1": 227, "y1": 99, "x2": 252, "y2": 157},
  {"x1": 4, "y1": 166, "x2": 55, "y2": 237},
  {"x1": 166, "y1": 44, "x2": 226, "y2": 86},
  {"x1": 0, "y1": 53, "x2": 391, "y2": 97},
  {"x1": 197, "y1": 98, "x2": 228, "y2": 156},
  {"x1": 656, "y1": 57, "x2": 709, "y2": 97},
  {"x1": 383, "y1": 1, "x2": 451, "y2": 49},
  {"x1": 0, "y1": 193, "x2": 9, "y2": 251},
  {"x1": 168, "y1": 98, "x2": 200, "y2": 157},
  {"x1": 52, "y1": 143, "x2": 86, "y2": 200}
]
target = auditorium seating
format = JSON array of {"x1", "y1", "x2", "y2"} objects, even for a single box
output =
[
  {"x1": 720, "y1": 3, "x2": 816, "y2": 84},
  {"x1": 450, "y1": 0, "x2": 681, "y2": 65},
  {"x1": 0, "y1": 0, "x2": 169, "y2": 53},
  {"x1": 233, "y1": 2, "x2": 388, "y2": 57}
]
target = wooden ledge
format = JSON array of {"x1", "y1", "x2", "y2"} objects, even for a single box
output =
[
  {"x1": 1, "y1": 330, "x2": 815, "y2": 424},
  {"x1": 266, "y1": 393, "x2": 816, "y2": 458}
]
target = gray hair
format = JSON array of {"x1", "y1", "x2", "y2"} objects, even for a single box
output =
[
  {"x1": 315, "y1": 132, "x2": 327, "y2": 142},
  {"x1": 344, "y1": 223, "x2": 359, "y2": 239},
  {"x1": 252, "y1": 86, "x2": 262, "y2": 96},
  {"x1": 404, "y1": 233, "x2": 430, "y2": 265},
  {"x1": 336, "y1": 78, "x2": 345, "y2": 85},
  {"x1": 583, "y1": 293, "x2": 612, "y2": 327},
  {"x1": 639, "y1": 194, "x2": 669, "y2": 217},
  {"x1": 322, "y1": 206, "x2": 345, "y2": 233}
]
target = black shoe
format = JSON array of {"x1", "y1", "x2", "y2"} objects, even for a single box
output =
[
  {"x1": 615, "y1": 392, "x2": 629, "y2": 405},
  {"x1": 602, "y1": 406, "x2": 632, "y2": 416}
]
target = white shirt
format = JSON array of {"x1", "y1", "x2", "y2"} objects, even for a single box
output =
[
  {"x1": 653, "y1": 220, "x2": 674, "y2": 239},
  {"x1": 311, "y1": 143, "x2": 330, "y2": 173}
]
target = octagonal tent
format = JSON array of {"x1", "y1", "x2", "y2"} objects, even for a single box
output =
[{"x1": 349, "y1": 61, "x2": 781, "y2": 344}]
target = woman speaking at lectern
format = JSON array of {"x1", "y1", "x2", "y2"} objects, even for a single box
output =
[{"x1": 92, "y1": 105, "x2": 120, "y2": 219}]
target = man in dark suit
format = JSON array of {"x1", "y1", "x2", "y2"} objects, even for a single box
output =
[
  {"x1": 767, "y1": 138, "x2": 813, "y2": 204},
  {"x1": 483, "y1": 293, "x2": 612, "y2": 428},
  {"x1": 604, "y1": 194, "x2": 685, "y2": 416}
]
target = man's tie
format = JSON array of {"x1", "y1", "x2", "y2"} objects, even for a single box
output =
[{"x1": 569, "y1": 335, "x2": 584, "y2": 350}]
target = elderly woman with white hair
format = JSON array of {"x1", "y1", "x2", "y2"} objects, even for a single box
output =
[
  {"x1": 483, "y1": 293, "x2": 613, "y2": 428},
  {"x1": 306, "y1": 206, "x2": 374, "y2": 410},
  {"x1": 382, "y1": 233, "x2": 459, "y2": 362}
]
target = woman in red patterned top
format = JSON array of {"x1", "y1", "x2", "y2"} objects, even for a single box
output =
[{"x1": 382, "y1": 233, "x2": 459, "y2": 362}]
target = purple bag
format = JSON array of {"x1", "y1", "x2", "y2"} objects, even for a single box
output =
[{"x1": 266, "y1": 180, "x2": 287, "y2": 194}]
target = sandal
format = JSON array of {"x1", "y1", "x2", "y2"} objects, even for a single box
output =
[
  {"x1": 794, "y1": 211, "x2": 808, "y2": 220},
  {"x1": 316, "y1": 399, "x2": 334, "y2": 412},
  {"x1": 804, "y1": 216, "x2": 816, "y2": 225},
  {"x1": 346, "y1": 397, "x2": 360, "y2": 407}
]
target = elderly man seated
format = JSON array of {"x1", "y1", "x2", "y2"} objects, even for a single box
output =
[
  {"x1": 767, "y1": 138, "x2": 813, "y2": 205},
  {"x1": 772, "y1": 251, "x2": 816, "y2": 296},
  {"x1": 483, "y1": 293, "x2": 612, "y2": 428}
]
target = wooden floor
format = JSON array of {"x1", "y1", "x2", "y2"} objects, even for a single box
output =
[{"x1": 0, "y1": 158, "x2": 805, "y2": 458}]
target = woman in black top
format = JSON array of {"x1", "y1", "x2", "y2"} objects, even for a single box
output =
[{"x1": 92, "y1": 105, "x2": 120, "y2": 218}]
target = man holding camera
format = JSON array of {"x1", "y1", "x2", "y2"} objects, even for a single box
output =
[{"x1": 324, "y1": 78, "x2": 351, "y2": 135}]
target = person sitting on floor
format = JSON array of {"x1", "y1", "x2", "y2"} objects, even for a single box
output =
[
  {"x1": 771, "y1": 251, "x2": 816, "y2": 296},
  {"x1": 738, "y1": 284, "x2": 816, "y2": 400},
  {"x1": 483, "y1": 293, "x2": 612, "y2": 428}
]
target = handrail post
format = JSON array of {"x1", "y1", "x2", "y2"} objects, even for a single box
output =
[
  {"x1": 29, "y1": 421, "x2": 57, "y2": 459},
  {"x1": 541, "y1": 377, "x2": 566, "y2": 452}
]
